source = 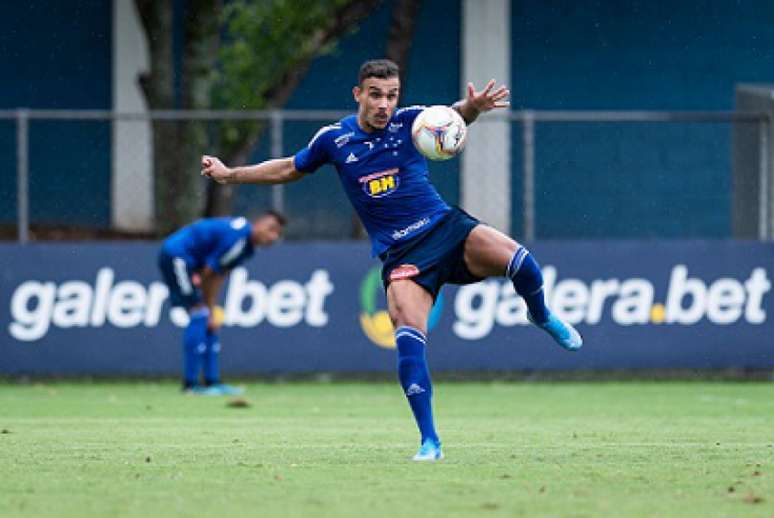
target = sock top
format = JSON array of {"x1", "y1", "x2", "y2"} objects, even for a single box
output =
[
  {"x1": 506, "y1": 247, "x2": 529, "y2": 279},
  {"x1": 395, "y1": 326, "x2": 427, "y2": 343}
]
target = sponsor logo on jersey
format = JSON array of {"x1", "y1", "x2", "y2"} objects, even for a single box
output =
[
  {"x1": 388, "y1": 122, "x2": 403, "y2": 133},
  {"x1": 391, "y1": 217, "x2": 430, "y2": 240},
  {"x1": 359, "y1": 168, "x2": 400, "y2": 198}
]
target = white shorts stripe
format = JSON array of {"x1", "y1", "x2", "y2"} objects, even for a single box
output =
[{"x1": 173, "y1": 257, "x2": 193, "y2": 295}]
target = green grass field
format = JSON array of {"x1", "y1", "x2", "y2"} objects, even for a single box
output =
[{"x1": 1, "y1": 381, "x2": 773, "y2": 517}]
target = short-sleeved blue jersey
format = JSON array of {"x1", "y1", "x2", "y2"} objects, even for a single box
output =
[
  {"x1": 294, "y1": 106, "x2": 451, "y2": 257},
  {"x1": 161, "y1": 217, "x2": 254, "y2": 274}
]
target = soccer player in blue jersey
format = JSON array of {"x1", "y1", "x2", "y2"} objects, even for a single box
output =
[
  {"x1": 201, "y1": 59, "x2": 581, "y2": 459},
  {"x1": 158, "y1": 212, "x2": 285, "y2": 395}
]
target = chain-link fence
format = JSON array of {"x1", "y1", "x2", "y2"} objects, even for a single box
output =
[{"x1": 1, "y1": 109, "x2": 772, "y2": 242}]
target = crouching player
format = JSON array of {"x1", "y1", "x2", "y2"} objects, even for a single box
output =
[{"x1": 158, "y1": 212, "x2": 285, "y2": 394}]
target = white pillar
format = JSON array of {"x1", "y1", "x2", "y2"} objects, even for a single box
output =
[
  {"x1": 112, "y1": 0, "x2": 153, "y2": 232},
  {"x1": 461, "y1": 0, "x2": 511, "y2": 234}
]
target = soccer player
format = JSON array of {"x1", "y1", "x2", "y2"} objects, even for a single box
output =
[
  {"x1": 201, "y1": 59, "x2": 581, "y2": 458},
  {"x1": 158, "y1": 212, "x2": 285, "y2": 395}
]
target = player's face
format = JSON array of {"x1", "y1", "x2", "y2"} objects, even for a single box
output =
[
  {"x1": 251, "y1": 216, "x2": 283, "y2": 246},
  {"x1": 353, "y1": 76, "x2": 400, "y2": 132}
]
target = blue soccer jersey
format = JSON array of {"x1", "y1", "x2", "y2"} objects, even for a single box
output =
[
  {"x1": 293, "y1": 106, "x2": 451, "y2": 257},
  {"x1": 161, "y1": 217, "x2": 254, "y2": 273}
]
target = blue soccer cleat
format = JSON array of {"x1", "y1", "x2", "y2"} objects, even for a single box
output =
[
  {"x1": 412, "y1": 438, "x2": 444, "y2": 462},
  {"x1": 529, "y1": 311, "x2": 583, "y2": 351},
  {"x1": 191, "y1": 383, "x2": 245, "y2": 396}
]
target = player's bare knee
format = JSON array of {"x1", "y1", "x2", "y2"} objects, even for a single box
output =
[{"x1": 387, "y1": 282, "x2": 430, "y2": 332}]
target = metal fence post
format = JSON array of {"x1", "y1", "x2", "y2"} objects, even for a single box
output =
[
  {"x1": 522, "y1": 111, "x2": 535, "y2": 241},
  {"x1": 758, "y1": 117, "x2": 770, "y2": 240},
  {"x1": 17, "y1": 109, "x2": 29, "y2": 244},
  {"x1": 270, "y1": 110, "x2": 285, "y2": 214},
  {"x1": 768, "y1": 115, "x2": 774, "y2": 241}
]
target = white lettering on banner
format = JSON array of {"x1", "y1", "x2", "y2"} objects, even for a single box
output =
[
  {"x1": 90, "y1": 267, "x2": 113, "y2": 326},
  {"x1": 305, "y1": 270, "x2": 335, "y2": 326},
  {"x1": 9, "y1": 282, "x2": 56, "y2": 341},
  {"x1": 611, "y1": 279, "x2": 654, "y2": 325},
  {"x1": 745, "y1": 269, "x2": 769, "y2": 323},
  {"x1": 52, "y1": 281, "x2": 92, "y2": 328},
  {"x1": 108, "y1": 281, "x2": 147, "y2": 328},
  {"x1": 453, "y1": 281, "x2": 500, "y2": 340},
  {"x1": 7, "y1": 267, "x2": 334, "y2": 342},
  {"x1": 144, "y1": 283, "x2": 169, "y2": 327},
  {"x1": 224, "y1": 268, "x2": 334, "y2": 328},
  {"x1": 453, "y1": 265, "x2": 771, "y2": 340}
]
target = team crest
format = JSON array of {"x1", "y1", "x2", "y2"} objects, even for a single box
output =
[{"x1": 359, "y1": 168, "x2": 400, "y2": 198}]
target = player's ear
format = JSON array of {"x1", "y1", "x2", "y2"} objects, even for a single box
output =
[{"x1": 352, "y1": 86, "x2": 361, "y2": 102}]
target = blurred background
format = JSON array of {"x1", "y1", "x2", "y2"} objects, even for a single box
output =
[
  {"x1": 1, "y1": 0, "x2": 773, "y2": 376},
  {"x1": 3, "y1": 0, "x2": 774, "y2": 241}
]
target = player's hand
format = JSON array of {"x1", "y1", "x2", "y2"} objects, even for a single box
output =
[
  {"x1": 466, "y1": 79, "x2": 510, "y2": 112},
  {"x1": 207, "y1": 314, "x2": 222, "y2": 331},
  {"x1": 207, "y1": 306, "x2": 225, "y2": 331},
  {"x1": 201, "y1": 155, "x2": 231, "y2": 184}
]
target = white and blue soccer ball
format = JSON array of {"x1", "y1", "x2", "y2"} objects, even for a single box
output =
[{"x1": 411, "y1": 105, "x2": 467, "y2": 161}]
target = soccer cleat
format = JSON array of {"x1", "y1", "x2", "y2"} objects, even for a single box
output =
[
  {"x1": 191, "y1": 384, "x2": 245, "y2": 396},
  {"x1": 412, "y1": 438, "x2": 444, "y2": 462},
  {"x1": 211, "y1": 383, "x2": 245, "y2": 396},
  {"x1": 528, "y1": 311, "x2": 583, "y2": 351}
]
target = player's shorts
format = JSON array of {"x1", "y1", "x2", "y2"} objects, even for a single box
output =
[
  {"x1": 157, "y1": 251, "x2": 202, "y2": 308},
  {"x1": 380, "y1": 207, "x2": 482, "y2": 300}
]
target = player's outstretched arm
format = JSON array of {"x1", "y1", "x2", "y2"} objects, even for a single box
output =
[
  {"x1": 201, "y1": 155, "x2": 304, "y2": 185},
  {"x1": 453, "y1": 79, "x2": 510, "y2": 124}
]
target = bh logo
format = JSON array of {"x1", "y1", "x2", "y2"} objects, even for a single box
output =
[
  {"x1": 359, "y1": 168, "x2": 400, "y2": 198},
  {"x1": 358, "y1": 266, "x2": 443, "y2": 348}
]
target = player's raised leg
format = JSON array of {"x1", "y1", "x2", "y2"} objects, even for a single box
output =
[
  {"x1": 463, "y1": 225, "x2": 582, "y2": 351},
  {"x1": 387, "y1": 280, "x2": 443, "y2": 461}
]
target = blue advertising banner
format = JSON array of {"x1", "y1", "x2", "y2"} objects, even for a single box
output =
[{"x1": 1, "y1": 241, "x2": 772, "y2": 375}]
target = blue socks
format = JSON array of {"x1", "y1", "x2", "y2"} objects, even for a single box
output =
[
  {"x1": 395, "y1": 326, "x2": 439, "y2": 444},
  {"x1": 183, "y1": 308, "x2": 209, "y2": 388},
  {"x1": 203, "y1": 331, "x2": 221, "y2": 386},
  {"x1": 507, "y1": 247, "x2": 549, "y2": 324}
]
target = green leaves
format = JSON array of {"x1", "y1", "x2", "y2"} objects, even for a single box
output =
[{"x1": 213, "y1": 0, "x2": 355, "y2": 111}]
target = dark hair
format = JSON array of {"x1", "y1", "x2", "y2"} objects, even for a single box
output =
[
  {"x1": 256, "y1": 209, "x2": 287, "y2": 226},
  {"x1": 358, "y1": 59, "x2": 399, "y2": 85}
]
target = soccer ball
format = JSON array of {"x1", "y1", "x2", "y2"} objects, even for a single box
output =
[{"x1": 411, "y1": 105, "x2": 467, "y2": 161}]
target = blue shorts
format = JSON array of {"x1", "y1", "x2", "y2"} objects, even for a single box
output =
[
  {"x1": 380, "y1": 207, "x2": 482, "y2": 299},
  {"x1": 157, "y1": 251, "x2": 202, "y2": 309}
]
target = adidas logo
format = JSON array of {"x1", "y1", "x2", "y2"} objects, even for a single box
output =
[
  {"x1": 405, "y1": 383, "x2": 426, "y2": 396},
  {"x1": 346, "y1": 152, "x2": 358, "y2": 163}
]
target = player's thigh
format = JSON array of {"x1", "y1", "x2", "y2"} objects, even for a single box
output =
[
  {"x1": 386, "y1": 280, "x2": 434, "y2": 333},
  {"x1": 463, "y1": 224, "x2": 521, "y2": 278},
  {"x1": 159, "y1": 255, "x2": 201, "y2": 308}
]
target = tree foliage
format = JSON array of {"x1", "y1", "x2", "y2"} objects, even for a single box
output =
[
  {"x1": 135, "y1": 0, "x2": 391, "y2": 225},
  {"x1": 205, "y1": 0, "x2": 382, "y2": 215}
]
